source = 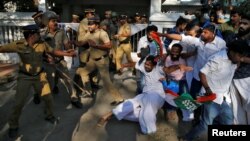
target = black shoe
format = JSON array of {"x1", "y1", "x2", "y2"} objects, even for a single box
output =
[
  {"x1": 45, "y1": 116, "x2": 59, "y2": 124},
  {"x1": 52, "y1": 86, "x2": 59, "y2": 94},
  {"x1": 33, "y1": 94, "x2": 41, "y2": 104},
  {"x1": 71, "y1": 98, "x2": 83, "y2": 109},
  {"x1": 8, "y1": 128, "x2": 18, "y2": 138},
  {"x1": 110, "y1": 99, "x2": 124, "y2": 106}
]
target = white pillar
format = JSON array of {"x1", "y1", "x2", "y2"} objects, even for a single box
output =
[
  {"x1": 38, "y1": 0, "x2": 46, "y2": 12},
  {"x1": 150, "y1": 0, "x2": 162, "y2": 15}
]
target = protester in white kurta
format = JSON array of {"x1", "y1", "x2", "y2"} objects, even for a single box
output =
[
  {"x1": 98, "y1": 55, "x2": 189, "y2": 134},
  {"x1": 112, "y1": 56, "x2": 166, "y2": 134}
]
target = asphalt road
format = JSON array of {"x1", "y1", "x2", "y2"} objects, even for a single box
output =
[{"x1": 0, "y1": 70, "x2": 194, "y2": 141}]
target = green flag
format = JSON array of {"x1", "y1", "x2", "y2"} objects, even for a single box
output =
[{"x1": 174, "y1": 93, "x2": 201, "y2": 111}]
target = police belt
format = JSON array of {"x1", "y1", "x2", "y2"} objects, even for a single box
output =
[
  {"x1": 93, "y1": 54, "x2": 108, "y2": 61},
  {"x1": 19, "y1": 68, "x2": 44, "y2": 77},
  {"x1": 119, "y1": 38, "x2": 130, "y2": 45}
]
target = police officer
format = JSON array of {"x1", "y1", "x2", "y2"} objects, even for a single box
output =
[
  {"x1": 71, "y1": 14, "x2": 80, "y2": 23},
  {"x1": 77, "y1": 8, "x2": 100, "y2": 88},
  {"x1": 41, "y1": 11, "x2": 82, "y2": 108},
  {"x1": 78, "y1": 8, "x2": 95, "y2": 65},
  {"x1": 74, "y1": 15, "x2": 124, "y2": 106},
  {"x1": 0, "y1": 25, "x2": 74, "y2": 138},
  {"x1": 32, "y1": 10, "x2": 45, "y2": 104},
  {"x1": 32, "y1": 10, "x2": 45, "y2": 29},
  {"x1": 141, "y1": 14, "x2": 148, "y2": 24},
  {"x1": 101, "y1": 11, "x2": 119, "y2": 71},
  {"x1": 134, "y1": 12, "x2": 141, "y2": 24},
  {"x1": 114, "y1": 14, "x2": 133, "y2": 75}
]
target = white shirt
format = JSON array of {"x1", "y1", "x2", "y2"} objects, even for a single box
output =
[
  {"x1": 200, "y1": 49, "x2": 237, "y2": 104},
  {"x1": 165, "y1": 56, "x2": 186, "y2": 81},
  {"x1": 180, "y1": 41, "x2": 197, "y2": 68},
  {"x1": 181, "y1": 35, "x2": 226, "y2": 81},
  {"x1": 135, "y1": 61, "x2": 165, "y2": 98},
  {"x1": 137, "y1": 35, "x2": 166, "y2": 55}
]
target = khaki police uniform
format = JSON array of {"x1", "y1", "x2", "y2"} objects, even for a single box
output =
[
  {"x1": 42, "y1": 28, "x2": 77, "y2": 99},
  {"x1": 78, "y1": 18, "x2": 90, "y2": 63},
  {"x1": 116, "y1": 22, "x2": 133, "y2": 72},
  {"x1": 76, "y1": 29, "x2": 124, "y2": 101},
  {"x1": 101, "y1": 18, "x2": 119, "y2": 65},
  {"x1": 0, "y1": 39, "x2": 54, "y2": 129},
  {"x1": 78, "y1": 9, "x2": 95, "y2": 64}
]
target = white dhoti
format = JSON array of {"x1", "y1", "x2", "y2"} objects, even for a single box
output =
[
  {"x1": 112, "y1": 91, "x2": 165, "y2": 134},
  {"x1": 230, "y1": 77, "x2": 250, "y2": 125}
]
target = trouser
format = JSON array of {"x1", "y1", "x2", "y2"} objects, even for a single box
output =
[
  {"x1": 76, "y1": 56, "x2": 123, "y2": 101},
  {"x1": 79, "y1": 47, "x2": 89, "y2": 65},
  {"x1": 185, "y1": 101, "x2": 233, "y2": 141},
  {"x1": 115, "y1": 43, "x2": 133, "y2": 71},
  {"x1": 110, "y1": 39, "x2": 118, "y2": 64},
  {"x1": 79, "y1": 48, "x2": 100, "y2": 85},
  {"x1": 8, "y1": 72, "x2": 54, "y2": 129},
  {"x1": 44, "y1": 60, "x2": 77, "y2": 98}
]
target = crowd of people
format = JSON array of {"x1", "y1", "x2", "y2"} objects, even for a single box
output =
[{"x1": 0, "y1": 1, "x2": 249, "y2": 140}]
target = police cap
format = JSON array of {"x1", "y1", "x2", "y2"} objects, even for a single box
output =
[
  {"x1": 32, "y1": 11, "x2": 43, "y2": 19},
  {"x1": 88, "y1": 15, "x2": 100, "y2": 24},
  {"x1": 134, "y1": 12, "x2": 140, "y2": 17},
  {"x1": 119, "y1": 14, "x2": 128, "y2": 20},
  {"x1": 22, "y1": 24, "x2": 39, "y2": 32},
  {"x1": 72, "y1": 14, "x2": 79, "y2": 19},
  {"x1": 142, "y1": 14, "x2": 147, "y2": 18},
  {"x1": 84, "y1": 8, "x2": 95, "y2": 13}
]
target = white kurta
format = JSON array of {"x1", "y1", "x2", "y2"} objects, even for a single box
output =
[
  {"x1": 112, "y1": 91, "x2": 165, "y2": 134},
  {"x1": 112, "y1": 61, "x2": 167, "y2": 134},
  {"x1": 230, "y1": 77, "x2": 250, "y2": 125},
  {"x1": 180, "y1": 41, "x2": 197, "y2": 90}
]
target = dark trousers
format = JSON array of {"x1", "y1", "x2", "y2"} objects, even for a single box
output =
[{"x1": 190, "y1": 78, "x2": 203, "y2": 124}]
